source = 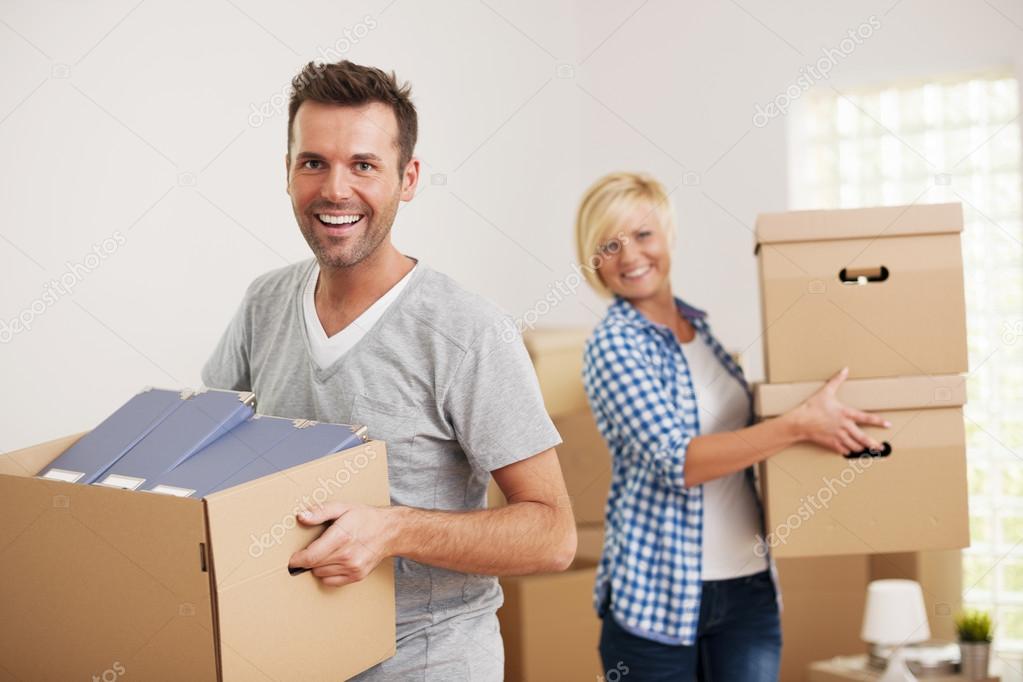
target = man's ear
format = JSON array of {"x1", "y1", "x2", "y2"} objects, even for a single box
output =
[
  {"x1": 400, "y1": 157, "x2": 420, "y2": 202},
  {"x1": 284, "y1": 152, "x2": 291, "y2": 192}
]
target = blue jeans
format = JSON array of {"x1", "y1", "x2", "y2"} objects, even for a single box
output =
[{"x1": 598, "y1": 570, "x2": 782, "y2": 681}]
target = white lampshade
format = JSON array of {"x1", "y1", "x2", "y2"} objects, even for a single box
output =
[{"x1": 861, "y1": 579, "x2": 931, "y2": 646}]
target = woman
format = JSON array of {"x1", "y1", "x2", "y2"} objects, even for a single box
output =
[{"x1": 575, "y1": 172, "x2": 890, "y2": 681}]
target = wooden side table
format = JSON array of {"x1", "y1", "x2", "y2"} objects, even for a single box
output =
[{"x1": 809, "y1": 655, "x2": 999, "y2": 682}]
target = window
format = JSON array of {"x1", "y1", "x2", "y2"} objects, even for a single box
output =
[{"x1": 790, "y1": 73, "x2": 1023, "y2": 653}]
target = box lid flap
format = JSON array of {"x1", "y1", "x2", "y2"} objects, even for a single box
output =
[
  {"x1": 754, "y1": 374, "x2": 967, "y2": 417},
  {"x1": 755, "y1": 202, "x2": 963, "y2": 248},
  {"x1": 0, "y1": 431, "x2": 87, "y2": 477}
]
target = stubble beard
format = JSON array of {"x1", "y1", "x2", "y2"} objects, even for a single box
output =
[{"x1": 295, "y1": 192, "x2": 401, "y2": 270}]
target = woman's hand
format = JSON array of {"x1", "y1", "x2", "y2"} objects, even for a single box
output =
[{"x1": 786, "y1": 367, "x2": 891, "y2": 455}]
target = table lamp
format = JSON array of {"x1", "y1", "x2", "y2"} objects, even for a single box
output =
[{"x1": 861, "y1": 580, "x2": 931, "y2": 682}]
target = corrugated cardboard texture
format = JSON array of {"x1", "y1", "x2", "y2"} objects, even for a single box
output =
[
  {"x1": 499, "y1": 559, "x2": 602, "y2": 682},
  {"x1": 756, "y1": 202, "x2": 963, "y2": 246},
  {"x1": 778, "y1": 555, "x2": 870, "y2": 682},
  {"x1": 761, "y1": 406, "x2": 969, "y2": 557},
  {"x1": 554, "y1": 410, "x2": 612, "y2": 525},
  {"x1": 754, "y1": 375, "x2": 967, "y2": 417},
  {"x1": 576, "y1": 524, "x2": 604, "y2": 562},
  {"x1": 522, "y1": 328, "x2": 612, "y2": 524},
  {"x1": 205, "y1": 439, "x2": 395, "y2": 681},
  {"x1": 523, "y1": 328, "x2": 591, "y2": 418},
  {"x1": 757, "y1": 212, "x2": 967, "y2": 382},
  {"x1": 0, "y1": 445, "x2": 218, "y2": 682}
]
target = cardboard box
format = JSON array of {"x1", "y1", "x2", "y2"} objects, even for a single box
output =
[
  {"x1": 777, "y1": 550, "x2": 965, "y2": 682},
  {"x1": 778, "y1": 555, "x2": 871, "y2": 682},
  {"x1": 523, "y1": 328, "x2": 591, "y2": 417},
  {"x1": 576, "y1": 523, "x2": 604, "y2": 562},
  {"x1": 0, "y1": 432, "x2": 395, "y2": 682},
  {"x1": 755, "y1": 375, "x2": 970, "y2": 557},
  {"x1": 553, "y1": 411, "x2": 612, "y2": 525},
  {"x1": 498, "y1": 559, "x2": 602, "y2": 682},
  {"x1": 523, "y1": 329, "x2": 611, "y2": 525},
  {"x1": 756, "y1": 202, "x2": 967, "y2": 383}
]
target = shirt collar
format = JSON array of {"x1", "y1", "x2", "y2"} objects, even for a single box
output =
[{"x1": 608, "y1": 295, "x2": 708, "y2": 331}]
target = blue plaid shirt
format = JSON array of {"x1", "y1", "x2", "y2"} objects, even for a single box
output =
[{"x1": 583, "y1": 295, "x2": 773, "y2": 645}]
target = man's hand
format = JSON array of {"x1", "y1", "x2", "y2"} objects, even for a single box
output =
[
  {"x1": 288, "y1": 502, "x2": 398, "y2": 587},
  {"x1": 288, "y1": 448, "x2": 576, "y2": 581}
]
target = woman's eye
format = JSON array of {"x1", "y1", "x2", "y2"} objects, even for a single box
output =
[
  {"x1": 637, "y1": 230, "x2": 652, "y2": 239},
  {"x1": 600, "y1": 240, "x2": 621, "y2": 255}
]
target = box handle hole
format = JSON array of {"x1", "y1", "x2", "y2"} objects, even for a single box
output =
[
  {"x1": 839, "y1": 266, "x2": 889, "y2": 285},
  {"x1": 844, "y1": 441, "x2": 892, "y2": 459}
]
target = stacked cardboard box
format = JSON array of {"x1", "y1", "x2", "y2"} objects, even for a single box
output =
[
  {"x1": 0, "y1": 431, "x2": 395, "y2": 681},
  {"x1": 494, "y1": 329, "x2": 607, "y2": 681},
  {"x1": 755, "y1": 203, "x2": 972, "y2": 680},
  {"x1": 754, "y1": 202, "x2": 970, "y2": 559}
]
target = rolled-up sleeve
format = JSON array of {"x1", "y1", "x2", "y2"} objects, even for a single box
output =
[{"x1": 584, "y1": 324, "x2": 693, "y2": 492}]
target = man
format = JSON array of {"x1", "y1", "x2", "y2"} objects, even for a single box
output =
[{"x1": 201, "y1": 60, "x2": 576, "y2": 679}]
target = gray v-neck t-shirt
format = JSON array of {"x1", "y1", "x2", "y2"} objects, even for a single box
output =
[{"x1": 201, "y1": 258, "x2": 561, "y2": 680}]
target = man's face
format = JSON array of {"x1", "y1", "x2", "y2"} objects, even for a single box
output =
[{"x1": 286, "y1": 101, "x2": 417, "y2": 269}]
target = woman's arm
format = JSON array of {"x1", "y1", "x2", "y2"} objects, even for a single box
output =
[{"x1": 683, "y1": 367, "x2": 891, "y2": 487}]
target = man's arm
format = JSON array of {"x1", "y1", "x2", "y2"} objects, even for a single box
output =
[{"x1": 288, "y1": 447, "x2": 578, "y2": 586}]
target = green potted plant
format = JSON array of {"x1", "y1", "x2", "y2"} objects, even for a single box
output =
[{"x1": 955, "y1": 609, "x2": 993, "y2": 680}]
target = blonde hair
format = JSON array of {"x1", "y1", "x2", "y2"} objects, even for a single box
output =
[{"x1": 574, "y1": 172, "x2": 676, "y2": 298}]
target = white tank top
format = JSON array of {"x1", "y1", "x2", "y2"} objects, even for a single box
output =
[
  {"x1": 680, "y1": 332, "x2": 769, "y2": 580},
  {"x1": 302, "y1": 263, "x2": 417, "y2": 370}
]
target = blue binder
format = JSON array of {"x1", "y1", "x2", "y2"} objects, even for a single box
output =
[
  {"x1": 38, "y1": 388, "x2": 187, "y2": 484},
  {"x1": 170, "y1": 420, "x2": 368, "y2": 497},
  {"x1": 94, "y1": 388, "x2": 255, "y2": 490},
  {"x1": 142, "y1": 414, "x2": 300, "y2": 498}
]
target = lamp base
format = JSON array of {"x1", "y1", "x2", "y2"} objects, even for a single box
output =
[{"x1": 878, "y1": 650, "x2": 918, "y2": 682}]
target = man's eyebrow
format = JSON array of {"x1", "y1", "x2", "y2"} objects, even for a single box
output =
[
  {"x1": 293, "y1": 151, "x2": 385, "y2": 163},
  {"x1": 351, "y1": 152, "x2": 384, "y2": 163}
]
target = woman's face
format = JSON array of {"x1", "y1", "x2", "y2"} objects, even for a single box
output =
[{"x1": 595, "y1": 201, "x2": 673, "y2": 302}]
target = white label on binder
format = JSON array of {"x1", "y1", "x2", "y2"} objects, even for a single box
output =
[
  {"x1": 149, "y1": 485, "x2": 197, "y2": 498},
  {"x1": 97, "y1": 474, "x2": 145, "y2": 490},
  {"x1": 40, "y1": 468, "x2": 84, "y2": 483}
]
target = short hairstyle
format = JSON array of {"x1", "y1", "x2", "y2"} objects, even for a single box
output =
[
  {"x1": 287, "y1": 60, "x2": 418, "y2": 173},
  {"x1": 574, "y1": 172, "x2": 677, "y2": 298}
]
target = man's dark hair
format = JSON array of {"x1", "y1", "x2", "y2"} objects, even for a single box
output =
[{"x1": 287, "y1": 60, "x2": 418, "y2": 173}]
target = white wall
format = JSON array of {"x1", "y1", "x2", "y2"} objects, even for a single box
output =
[{"x1": 2, "y1": 0, "x2": 1022, "y2": 452}]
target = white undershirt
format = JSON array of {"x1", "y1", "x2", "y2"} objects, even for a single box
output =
[
  {"x1": 302, "y1": 263, "x2": 417, "y2": 370},
  {"x1": 681, "y1": 332, "x2": 769, "y2": 581}
]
